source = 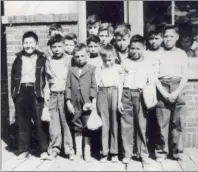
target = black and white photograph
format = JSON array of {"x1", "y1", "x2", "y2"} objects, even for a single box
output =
[{"x1": 1, "y1": 1, "x2": 198, "y2": 171}]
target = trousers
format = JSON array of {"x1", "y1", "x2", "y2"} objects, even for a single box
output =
[
  {"x1": 97, "y1": 87, "x2": 118, "y2": 156},
  {"x1": 121, "y1": 88, "x2": 148, "y2": 158},
  {"x1": 47, "y1": 92, "x2": 73, "y2": 155},
  {"x1": 156, "y1": 78, "x2": 186, "y2": 158},
  {"x1": 15, "y1": 85, "x2": 48, "y2": 153}
]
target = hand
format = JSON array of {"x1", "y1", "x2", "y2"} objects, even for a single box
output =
[
  {"x1": 67, "y1": 101, "x2": 75, "y2": 114},
  {"x1": 118, "y1": 102, "x2": 124, "y2": 114},
  {"x1": 167, "y1": 91, "x2": 178, "y2": 103}
]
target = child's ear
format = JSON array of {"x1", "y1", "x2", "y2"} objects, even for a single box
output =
[
  {"x1": 36, "y1": 42, "x2": 39, "y2": 49},
  {"x1": 176, "y1": 34, "x2": 179, "y2": 41}
]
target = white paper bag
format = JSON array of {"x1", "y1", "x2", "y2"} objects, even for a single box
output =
[
  {"x1": 41, "y1": 105, "x2": 51, "y2": 122},
  {"x1": 87, "y1": 109, "x2": 103, "y2": 130},
  {"x1": 143, "y1": 82, "x2": 157, "y2": 109}
]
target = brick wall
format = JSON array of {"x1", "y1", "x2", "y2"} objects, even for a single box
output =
[{"x1": 183, "y1": 82, "x2": 198, "y2": 148}]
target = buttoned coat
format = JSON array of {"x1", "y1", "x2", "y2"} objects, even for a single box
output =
[{"x1": 66, "y1": 63, "x2": 97, "y2": 105}]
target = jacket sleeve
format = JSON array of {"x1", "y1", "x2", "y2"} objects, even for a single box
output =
[
  {"x1": 11, "y1": 58, "x2": 17, "y2": 100},
  {"x1": 65, "y1": 68, "x2": 72, "y2": 101},
  {"x1": 90, "y1": 66, "x2": 97, "y2": 99}
]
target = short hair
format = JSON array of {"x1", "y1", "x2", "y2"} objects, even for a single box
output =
[
  {"x1": 147, "y1": 24, "x2": 163, "y2": 37},
  {"x1": 22, "y1": 31, "x2": 38, "y2": 42},
  {"x1": 73, "y1": 43, "x2": 88, "y2": 55},
  {"x1": 130, "y1": 34, "x2": 146, "y2": 45},
  {"x1": 87, "y1": 14, "x2": 101, "y2": 26},
  {"x1": 114, "y1": 24, "x2": 131, "y2": 37},
  {"x1": 87, "y1": 34, "x2": 100, "y2": 45},
  {"x1": 98, "y1": 23, "x2": 114, "y2": 36},
  {"x1": 163, "y1": 24, "x2": 179, "y2": 35},
  {"x1": 64, "y1": 33, "x2": 78, "y2": 45},
  {"x1": 48, "y1": 34, "x2": 64, "y2": 46},
  {"x1": 99, "y1": 43, "x2": 115, "y2": 58},
  {"x1": 49, "y1": 24, "x2": 63, "y2": 35}
]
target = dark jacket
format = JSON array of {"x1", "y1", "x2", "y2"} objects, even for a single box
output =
[
  {"x1": 66, "y1": 63, "x2": 97, "y2": 105},
  {"x1": 11, "y1": 50, "x2": 46, "y2": 101}
]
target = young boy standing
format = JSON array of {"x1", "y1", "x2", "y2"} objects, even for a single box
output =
[
  {"x1": 87, "y1": 34, "x2": 103, "y2": 67},
  {"x1": 95, "y1": 44, "x2": 124, "y2": 163},
  {"x1": 64, "y1": 33, "x2": 78, "y2": 66},
  {"x1": 45, "y1": 24, "x2": 64, "y2": 58},
  {"x1": 66, "y1": 43, "x2": 97, "y2": 162},
  {"x1": 11, "y1": 31, "x2": 48, "y2": 160},
  {"x1": 87, "y1": 14, "x2": 101, "y2": 36},
  {"x1": 155, "y1": 25, "x2": 188, "y2": 161},
  {"x1": 44, "y1": 34, "x2": 74, "y2": 160},
  {"x1": 144, "y1": 24, "x2": 164, "y2": 160},
  {"x1": 98, "y1": 23, "x2": 114, "y2": 46},
  {"x1": 114, "y1": 24, "x2": 131, "y2": 64},
  {"x1": 120, "y1": 35, "x2": 151, "y2": 164}
]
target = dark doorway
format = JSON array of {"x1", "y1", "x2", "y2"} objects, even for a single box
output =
[{"x1": 86, "y1": 1, "x2": 124, "y2": 25}]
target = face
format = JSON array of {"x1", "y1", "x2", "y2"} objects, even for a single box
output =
[
  {"x1": 99, "y1": 30, "x2": 113, "y2": 45},
  {"x1": 129, "y1": 42, "x2": 145, "y2": 60},
  {"x1": 163, "y1": 29, "x2": 179, "y2": 49},
  {"x1": 50, "y1": 30, "x2": 63, "y2": 37},
  {"x1": 148, "y1": 34, "x2": 163, "y2": 50},
  {"x1": 88, "y1": 41, "x2": 100, "y2": 57},
  {"x1": 87, "y1": 22, "x2": 100, "y2": 35},
  {"x1": 74, "y1": 49, "x2": 88, "y2": 66},
  {"x1": 23, "y1": 37, "x2": 38, "y2": 55},
  {"x1": 64, "y1": 39, "x2": 75, "y2": 55},
  {"x1": 180, "y1": 36, "x2": 193, "y2": 50},
  {"x1": 115, "y1": 34, "x2": 130, "y2": 53},
  {"x1": 101, "y1": 52, "x2": 115, "y2": 68},
  {"x1": 51, "y1": 42, "x2": 65, "y2": 57}
]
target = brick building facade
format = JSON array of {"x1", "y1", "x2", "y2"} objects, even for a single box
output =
[{"x1": 1, "y1": 1, "x2": 198, "y2": 148}]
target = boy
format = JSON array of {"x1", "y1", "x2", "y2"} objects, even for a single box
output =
[
  {"x1": 98, "y1": 23, "x2": 114, "y2": 46},
  {"x1": 144, "y1": 24, "x2": 164, "y2": 161},
  {"x1": 45, "y1": 24, "x2": 64, "y2": 58},
  {"x1": 155, "y1": 25, "x2": 188, "y2": 161},
  {"x1": 44, "y1": 34, "x2": 74, "y2": 160},
  {"x1": 87, "y1": 14, "x2": 101, "y2": 36},
  {"x1": 95, "y1": 44, "x2": 124, "y2": 163},
  {"x1": 11, "y1": 31, "x2": 48, "y2": 160},
  {"x1": 64, "y1": 33, "x2": 78, "y2": 66},
  {"x1": 120, "y1": 35, "x2": 152, "y2": 164},
  {"x1": 66, "y1": 43, "x2": 97, "y2": 161},
  {"x1": 114, "y1": 24, "x2": 131, "y2": 64},
  {"x1": 87, "y1": 34, "x2": 103, "y2": 67}
]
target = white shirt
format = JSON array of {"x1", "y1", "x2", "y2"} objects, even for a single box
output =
[
  {"x1": 122, "y1": 58, "x2": 149, "y2": 89},
  {"x1": 87, "y1": 56, "x2": 103, "y2": 68},
  {"x1": 95, "y1": 64, "x2": 124, "y2": 87},
  {"x1": 144, "y1": 49, "x2": 163, "y2": 75},
  {"x1": 158, "y1": 48, "x2": 188, "y2": 79},
  {"x1": 21, "y1": 54, "x2": 37, "y2": 83},
  {"x1": 46, "y1": 55, "x2": 70, "y2": 92}
]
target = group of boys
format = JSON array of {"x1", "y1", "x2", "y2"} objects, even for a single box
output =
[{"x1": 11, "y1": 14, "x2": 188, "y2": 165}]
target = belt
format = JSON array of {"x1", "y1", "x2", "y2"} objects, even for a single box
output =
[
  {"x1": 21, "y1": 83, "x2": 34, "y2": 87},
  {"x1": 51, "y1": 91, "x2": 65, "y2": 94},
  {"x1": 123, "y1": 87, "x2": 142, "y2": 92},
  {"x1": 98, "y1": 86, "x2": 117, "y2": 90}
]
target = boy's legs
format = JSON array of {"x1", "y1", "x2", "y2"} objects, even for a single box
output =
[
  {"x1": 170, "y1": 87, "x2": 186, "y2": 160},
  {"x1": 109, "y1": 88, "x2": 119, "y2": 160},
  {"x1": 47, "y1": 93, "x2": 62, "y2": 157},
  {"x1": 155, "y1": 82, "x2": 172, "y2": 161},
  {"x1": 121, "y1": 88, "x2": 134, "y2": 162},
  {"x1": 97, "y1": 88, "x2": 110, "y2": 157},
  {"x1": 15, "y1": 85, "x2": 32, "y2": 158},
  {"x1": 58, "y1": 93, "x2": 74, "y2": 156},
  {"x1": 31, "y1": 96, "x2": 48, "y2": 156},
  {"x1": 132, "y1": 91, "x2": 149, "y2": 162}
]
